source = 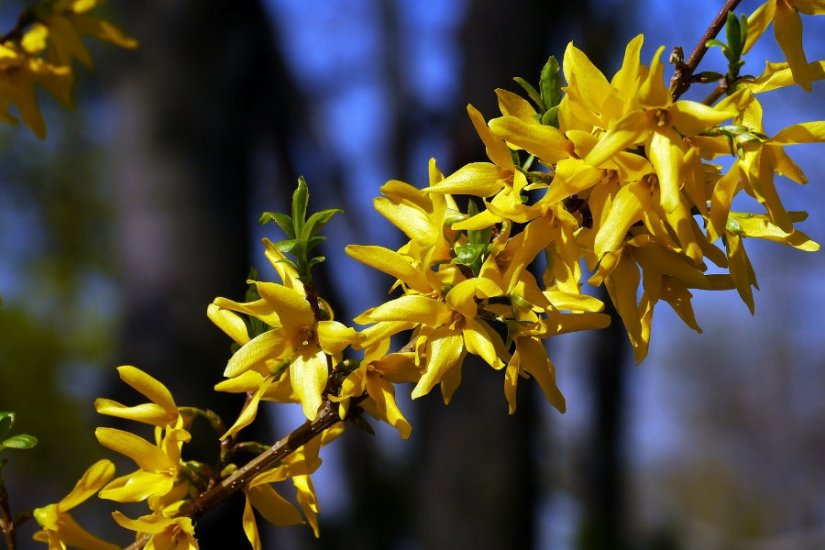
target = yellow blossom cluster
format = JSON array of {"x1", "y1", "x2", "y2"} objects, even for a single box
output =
[{"x1": 0, "y1": 0, "x2": 136, "y2": 139}]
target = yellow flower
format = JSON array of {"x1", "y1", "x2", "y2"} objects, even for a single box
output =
[
  {"x1": 209, "y1": 239, "x2": 358, "y2": 428},
  {"x1": 112, "y1": 512, "x2": 198, "y2": 550},
  {"x1": 337, "y1": 343, "x2": 420, "y2": 439},
  {"x1": 724, "y1": 211, "x2": 820, "y2": 312},
  {"x1": 33, "y1": 460, "x2": 118, "y2": 550},
  {"x1": 213, "y1": 279, "x2": 358, "y2": 425},
  {"x1": 95, "y1": 425, "x2": 190, "y2": 503},
  {"x1": 585, "y1": 46, "x2": 737, "y2": 215},
  {"x1": 742, "y1": 59, "x2": 825, "y2": 93},
  {"x1": 0, "y1": 40, "x2": 71, "y2": 138},
  {"x1": 355, "y1": 274, "x2": 507, "y2": 403},
  {"x1": 95, "y1": 366, "x2": 180, "y2": 428},
  {"x1": 242, "y1": 425, "x2": 343, "y2": 547},
  {"x1": 424, "y1": 105, "x2": 542, "y2": 226},
  {"x1": 746, "y1": 0, "x2": 825, "y2": 91}
]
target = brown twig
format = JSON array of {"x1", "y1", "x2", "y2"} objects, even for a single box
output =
[
  {"x1": 0, "y1": 481, "x2": 16, "y2": 550},
  {"x1": 123, "y1": 400, "x2": 343, "y2": 550},
  {"x1": 669, "y1": 0, "x2": 743, "y2": 100}
]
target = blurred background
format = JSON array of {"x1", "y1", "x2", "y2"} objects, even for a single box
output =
[{"x1": 1, "y1": 0, "x2": 824, "y2": 548}]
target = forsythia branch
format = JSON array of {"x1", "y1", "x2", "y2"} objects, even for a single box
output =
[
  {"x1": 670, "y1": 0, "x2": 743, "y2": 99},
  {"x1": 123, "y1": 399, "x2": 344, "y2": 550}
]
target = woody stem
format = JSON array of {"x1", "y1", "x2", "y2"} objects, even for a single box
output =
[
  {"x1": 123, "y1": 400, "x2": 343, "y2": 550},
  {"x1": 670, "y1": 0, "x2": 743, "y2": 100}
]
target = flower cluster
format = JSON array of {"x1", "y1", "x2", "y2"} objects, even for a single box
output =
[{"x1": 0, "y1": 0, "x2": 136, "y2": 138}]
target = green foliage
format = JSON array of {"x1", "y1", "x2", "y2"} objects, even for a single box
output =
[
  {"x1": 0, "y1": 411, "x2": 38, "y2": 453},
  {"x1": 260, "y1": 177, "x2": 342, "y2": 283},
  {"x1": 451, "y1": 201, "x2": 492, "y2": 276},
  {"x1": 514, "y1": 55, "x2": 563, "y2": 127},
  {"x1": 706, "y1": 11, "x2": 751, "y2": 83}
]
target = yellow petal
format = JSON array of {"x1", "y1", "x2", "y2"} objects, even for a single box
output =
[
  {"x1": 467, "y1": 104, "x2": 514, "y2": 169},
  {"x1": 215, "y1": 369, "x2": 267, "y2": 393},
  {"x1": 57, "y1": 459, "x2": 115, "y2": 511},
  {"x1": 744, "y1": 0, "x2": 776, "y2": 53},
  {"x1": 224, "y1": 329, "x2": 288, "y2": 378},
  {"x1": 345, "y1": 244, "x2": 432, "y2": 292},
  {"x1": 670, "y1": 100, "x2": 736, "y2": 136},
  {"x1": 563, "y1": 41, "x2": 623, "y2": 121},
  {"x1": 638, "y1": 45, "x2": 669, "y2": 107},
  {"x1": 495, "y1": 88, "x2": 537, "y2": 120},
  {"x1": 290, "y1": 347, "x2": 328, "y2": 420},
  {"x1": 94, "y1": 428, "x2": 172, "y2": 472},
  {"x1": 364, "y1": 375, "x2": 412, "y2": 439},
  {"x1": 770, "y1": 121, "x2": 825, "y2": 144},
  {"x1": 48, "y1": 513, "x2": 118, "y2": 550},
  {"x1": 222, "y1": 378, "x2": 272, "y2": 440},
  {"x1": 242, "y1": 496, "x2": 263, "y2": 550},
  {"x1": 729, "y1": 212, "x2": 820, "y2": 251},
  {"x1": 504, "y1": 359, "x2": 520, "y2": 414},
  {"x1": 255, "y1": 282, "x2": 314, "y2": 329},
  {"x1": 463, "y1": 318, "x2": 505, "y2": 369},
  {"x1": 744, "y1": 59, "x2": 825, "y2": 93},
  {"x1": 207, "y1": 303, "x2": 250, "y2": 346},
  {"x1": 541, "y1": 158, "x2": 603, "y2": 205},
  {"x1": 584, "y1": 110, "x2": 649, "y2": 167},
  {"x1": 774, "y1": 2, "x2": 811, "y2": 91},
  {"x1": 488, "y1": 116, "x2": 572, "y2": 164},
  {"x1": 411, "y1": 331, "x2": 464, "y2": 399},
  {"x1": 611, "y1": 34, "x2": 644, "y2": 101},
  {"x1": 445, "y1": 277, "x2": 502, "y2": 318},
  {"x1": 594, "y1": 180, "x2": 648, "y2": 258},
  {"x1": 292, "y1": 475, "x2": 321, "y2": 537},
  {"x1": 517, "y1": 337, "x2": 566, "y2": 413},
  {"x1": 425, "y1": 162, "x2": 505, "y2": 197},
  {"x1": 354, "y1": 295, "x2": 451, "y2": 326},
  {"x1": 370, "y1": 352, "x2": 421, "y2": 384},
  {"x1": 647, "y1": 129, "x2": 684, "y2": 212},
  {"x1": 317, "y1": 320, "x2": 358, "y2": 355},
  {"x1": 725, "y1": 233, "x2": 757, "y2": 314},
  {"x1": 212, "y1": 296, "x2": 280, "y2": 329},
  {"x1": 605, "y1": 253, "x2": 646, "y2": 362},
  {"x1": 116, "y1": 366, "x2": 176, "y2": 415},
  {"x1": 94, "y1": 400, "x2": 174, "y2": 427},
  {"x1": 246, "y1": 485, "x2": 303, "y2": 527},
  {"x1": 358, "y1": 320, "x2": 417, "y2": 349},
  {"x1": 99, "y1": 470, "x2": 174, "y2": 502},
  {"x1": 111, "y1": 511, "x2": 174, "y2": 535}
]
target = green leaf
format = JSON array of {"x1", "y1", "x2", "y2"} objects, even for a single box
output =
[
  {"x1": 307, "y1": 256, "x2": 326, "y2": 267},
  {"x1": 292, "y1": 177, "x2": 310, "y2": 237},
  {"x1": 303, "y1": 208, "x2": 342, "y2": 240},
  {"x1": 468, "y1": 226, "x2": 492, "y2": 246},
  {"x1": 259, "y1": 212, "x2": 296, "y2": 239},
  {"x1": 739, "y1": 14, "x2": 749, "y2": 52},
  {"x1": 726, "y1": 11, "x2": 742, "y2": 60},
  {"x1": 513, "y1": 76, "x2": 543, "y2": 109},
  {"x1": 541, "y1": 106, "x2": 559, "y2": 128},
  {"x1": 451, "y1": 243, "x2": 487, "y2": 266},
  {"x1": 274, "y1": 238, "x2": 302, "y2": 255},
  {"x1": 244, "y1": 268, "x2": 261, "y2": 301},
  {"x1": 2, "y1": 434, "x2": 37, "y2": 450},
  {"x1": 705, "y1": 39, "x2": 728, "y2": 55},
  {"x1": 306, "y1": 235, "x2": 327, "y2": 253},
  {"x1": 539, "y1": 56, "x2": 562, "y2": 111},
  {"x1": 0, "y1": 412, "x2": 14, "y2": 439}
]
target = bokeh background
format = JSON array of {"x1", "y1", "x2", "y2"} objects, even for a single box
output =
[{"x1": 1, "y1": 1, "x2": 824, "y2": 548}]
